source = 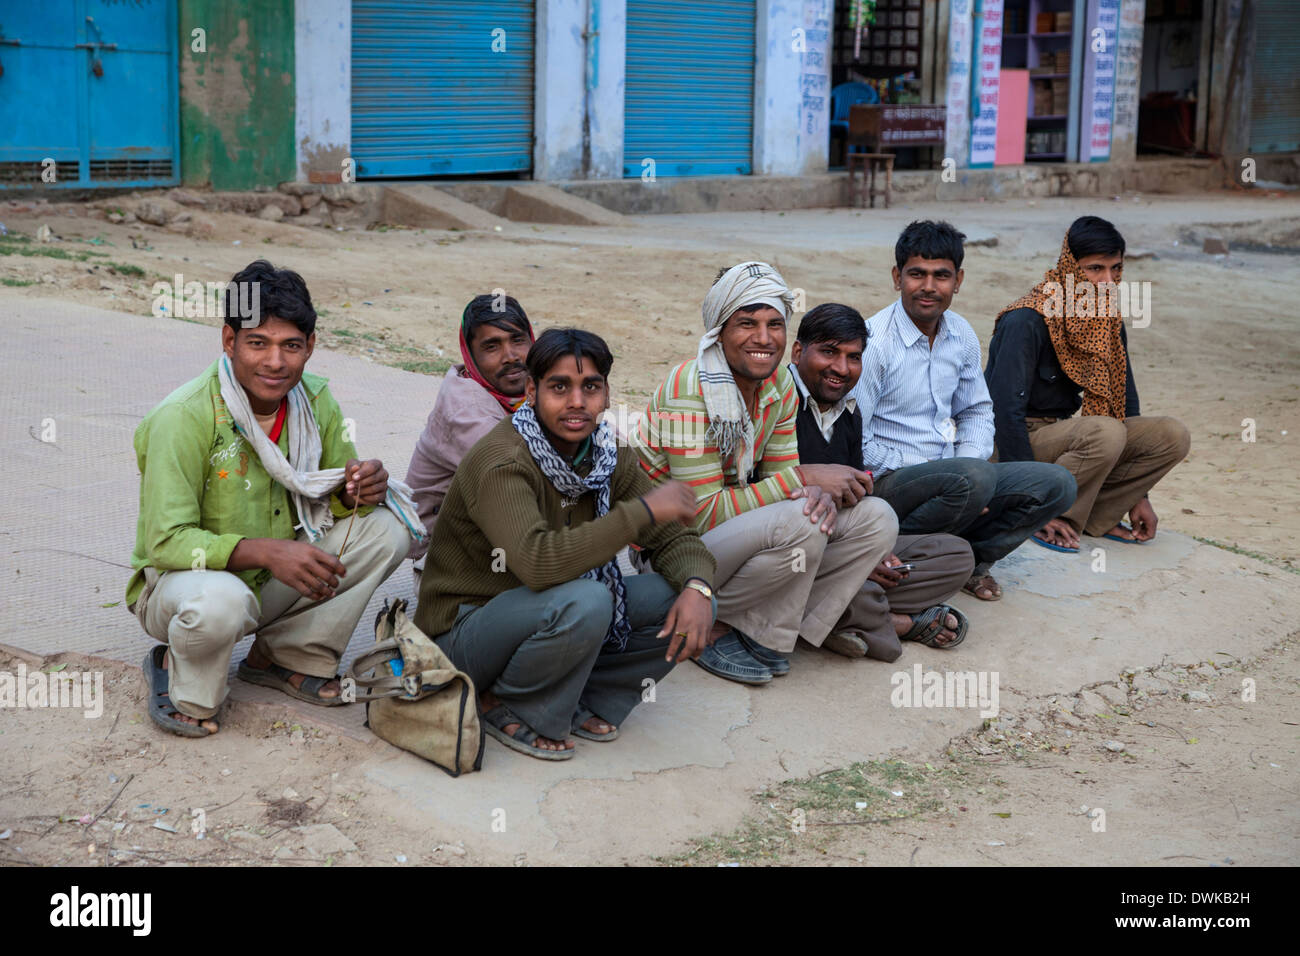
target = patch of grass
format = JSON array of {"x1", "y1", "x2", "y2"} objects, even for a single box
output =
[
  {"x1": 1192, "y1": 536, "x2": 1298, "y2": 573},
  {"x1": 1, "y1": 277, "x2": 38, "y2": 287},
  {"x1": 388, "y1": 358, "x2": 452, "y2": 376},
  {"x1": 105, "y1": 262, "x2": 145, "y2": 277},
  {"x1": 661, "y1": 758, "x2": 972, "y2": 866},
  {"x1": 0, "y1": 233, "x2": 109, "y2": 262}
]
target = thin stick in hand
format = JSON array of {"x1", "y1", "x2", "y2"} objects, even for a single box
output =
[{"x1": 337, "y1": 478, "x2": 362, "y2": 559}]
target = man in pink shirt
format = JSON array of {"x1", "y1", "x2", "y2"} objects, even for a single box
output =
[{"x1": 406, "y1": 294, "x2": 535, "y2": 571}]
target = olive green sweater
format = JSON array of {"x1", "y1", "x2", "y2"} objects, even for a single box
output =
[{"x1": 415, "y1": 418, "x2": 715, "y2": 638}]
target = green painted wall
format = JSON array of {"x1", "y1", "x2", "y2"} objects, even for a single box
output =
[{"x1": 178, "y1": 0, "x2": 295, "y2": 190}]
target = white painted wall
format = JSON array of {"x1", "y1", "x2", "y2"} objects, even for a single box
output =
[
  {"x1": 535, "y1": 0, "x2": 625, "y2": 181},
  {"x1": 754, "y1": 0, "x2": 833, "y2": 176},
  {"x1": 295, "y1": 0, "x2": 351, "y2": 183}
]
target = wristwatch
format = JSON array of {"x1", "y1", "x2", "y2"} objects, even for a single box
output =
[{"x1": 683, "y1": 578, "x2": 713, "y2": 600}]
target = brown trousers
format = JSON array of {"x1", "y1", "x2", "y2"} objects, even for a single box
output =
[
  {"x1": 1025, "y1": 415, "x2": 1190, "y2": 536},
  {"x1": 834, "y1": 533, "x2": 975, "y2": 662}
]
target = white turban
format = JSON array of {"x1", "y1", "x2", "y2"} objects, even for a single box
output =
[{"x1": 697, "y1": 262, "x2": 796, "y2": 485}]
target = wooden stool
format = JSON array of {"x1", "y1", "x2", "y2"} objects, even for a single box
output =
[{"x1": 847, "y1": 152, "x2": 894, "y2": 208}]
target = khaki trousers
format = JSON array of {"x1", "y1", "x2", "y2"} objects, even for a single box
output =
[
  {"x1": 835, "y1": 533, "x2": 976, "y2": 662},
  {"x1": 133, "y1": 508, "x2": 410, "y2": 719},
  {"x1": 701, "y1": 497, "x2": 897, "y2": 653},
  {"x1": 1026, "y1": 415, "x2": 1190, "y2": 536}
]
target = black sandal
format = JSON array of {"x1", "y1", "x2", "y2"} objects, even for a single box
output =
[
  {"x1": 482, "y1": 704, "x2": 574, "y2": 760},
  {"x1": 141, "y1": 645, "x2": 212, "y2": 737},
  {"x1": 236, "y1": 658, "x2": 348, "y2": 706},
  {"x1": 901, "y1": 605, "x2": 969, "y2": 649},
  {"x1": 571, "y1": 706, "x2": 619, "y2": 742}
]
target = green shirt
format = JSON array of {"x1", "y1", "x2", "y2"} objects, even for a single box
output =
[
  {"x1": 414, "y1": 417, "x2": 716, "y2": 638},
  {"x1": 126, "y1": 359, "x2": 362, "y2": 606}
]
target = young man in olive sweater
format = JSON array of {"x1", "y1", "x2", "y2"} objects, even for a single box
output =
[{"x1": 415, "y1": 329, "x2": 716, "y2": 761}]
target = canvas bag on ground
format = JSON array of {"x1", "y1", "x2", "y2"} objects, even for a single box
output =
[{"x1": 347, "y1": 599, "x2": 484, "y2": 776}]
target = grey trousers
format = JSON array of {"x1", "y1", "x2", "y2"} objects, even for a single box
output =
[
  {"x1": 835, "y1": 533, "x2": 976, "y2": 662},
  {"x1": 433, "y1": 573, "x2": 693, "y2": 741}
]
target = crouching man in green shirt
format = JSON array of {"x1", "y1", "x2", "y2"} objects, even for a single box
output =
[
  {"x1": 128, "y1": 260, "x2": 424, "y2": 737},
  {"x1": 414, "y1": 329, "x2": 716, "y2": 761}
]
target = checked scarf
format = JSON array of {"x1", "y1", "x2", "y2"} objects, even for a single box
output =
[{"x1": 511, "y1": 402, "x2": 632, "y2": 650}]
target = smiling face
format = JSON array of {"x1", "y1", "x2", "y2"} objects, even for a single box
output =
[
  {"x1": 893, "y1": 256, "x2": 963, "y2": 327},
  {"x1": 468, "y1": 320, "x2": 531, "y2": 397},
  {"x1": 719, "y1": 305, "x2": 787, "y2": 386},
  {"x1": 525, "y1": 353, "x2": 610, "y2": 458},
  {"x1": 222, "y1": 315, "x2": 314, "y2": 415},
  {"x1": 791, "y1": 336, "x2": 864, "y2": 407}
]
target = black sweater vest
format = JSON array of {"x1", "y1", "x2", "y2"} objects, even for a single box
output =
[{"x1": 795, "y1": 400, "x2": 864, "y2": 471}]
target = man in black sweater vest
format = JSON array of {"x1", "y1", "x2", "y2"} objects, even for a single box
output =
[{"x1": 791, "y1": 304, "x2": 975, "y2": 658}]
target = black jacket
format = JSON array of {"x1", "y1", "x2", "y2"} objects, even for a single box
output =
[{"x1": 985, "y1": 307, "x2": 1140, "y2": 462}]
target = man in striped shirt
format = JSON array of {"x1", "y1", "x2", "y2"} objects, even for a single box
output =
[
  {"x1": 850, "y1": 221, "x2": 1077, "y2": 602},
  {"x1": 634, "y1": 262, "x2": 896, "y2": 685}
]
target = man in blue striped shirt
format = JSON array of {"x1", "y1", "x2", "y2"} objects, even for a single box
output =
[{"x1": 850, "y1": 221, "x2": 1076, "y2": 601}]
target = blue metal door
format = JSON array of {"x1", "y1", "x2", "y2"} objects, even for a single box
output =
[
  {"x1": 0, "y1": 0, "x2": 179, "y2": 190},
  {"x1": 352, "y1": 0, "x2": 535, "y2": 178},
  {"x1": 624, "y1": 0, "x2": 755, "y2": 178}
]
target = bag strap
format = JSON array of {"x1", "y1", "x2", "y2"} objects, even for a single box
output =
[{"x1": 345, "y1": 598, "x2": 469, "y2": 702}]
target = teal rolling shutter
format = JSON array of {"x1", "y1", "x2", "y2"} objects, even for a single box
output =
[
  {"x1": 352, "y1": 1, "x2": 535, "y2": 177},
  {"x1": 624, "y1": 0, "x2": 755, "y2": 177},
  {"x1": 1249, "y1": 0, "x2": 1300, "y2": 153}
]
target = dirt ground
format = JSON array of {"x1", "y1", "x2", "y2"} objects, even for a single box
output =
[
  {"x1": 2, "y1": 636, "x2": 1295, "y2": 867},
  {"x1": 1, "y1": 187, "x2": 1298, "y2": 866}
]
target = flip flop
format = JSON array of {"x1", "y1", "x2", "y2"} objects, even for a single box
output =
[
  {"x1": 141, "y1": 645, "x2": 212, "y2": 738},
  {"x1": 236, "y1": 658, "x2": 348, "y2": 706},
  {"x1": 571, "y1": 706, "x2": 619, "y2": 742},
  {"x1": 482, "y1": 704, "x2": 575, "y2": 760},
  {"x1": 901, "y1": 605, "x2": 969, "y2": 649},
  {"x1": 1030, "y1": 534, "x2": 1079, "y2": 554},
  {"x1": 1101, "y1": 524, "x2": 1145, "y2": 544}
]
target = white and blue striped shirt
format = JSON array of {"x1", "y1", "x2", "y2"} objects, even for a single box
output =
[{"x1": 849, "y1": 299, "x2": 995, "y2": 474}]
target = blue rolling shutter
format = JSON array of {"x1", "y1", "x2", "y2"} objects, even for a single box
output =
[
  {"x1": 352, "y1": 1, "x2": 534, "y2": 178},
  {"x1": 1249, "y1": 0, "x2": 1300, "y2": 154},
  {"x1": 624, "y1": 0, "x2": 754, "y2": 178}
]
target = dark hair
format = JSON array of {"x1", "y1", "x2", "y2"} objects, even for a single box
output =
[
  {"x1": 797, "y1": 303, "x2": 867, "y2": 349},
  {"x1": 894, "y1": 220, "x2": 966, "y2": 271},
  {"x1": 462, "y1": 292, "x2": 532, "y2": 345},
  {"x1": 1066, "y1": 215, "x2": 1126, "y2": 261},
  {"x1": 223, "y1": 259, "x2": 316, "y2": 335},
  {"x1": 526, "y1": 328, "x2": 613, "y2": 382}
]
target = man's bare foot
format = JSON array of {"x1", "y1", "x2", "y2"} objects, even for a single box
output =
[
  {"x1": 479, "y1": 691, "x2": 573, "y2": 753},
  {"x1": 1035, "y1": 517, "x2": 1080, "y2": 550},
  {"x1": 962, "y1": 572, "x2": 1002, "y2": 601},
  {"x1": 245, "y1": 644, "x2": 340, "y2": 699},
  {"x1": 1104, "y1": 523, "x2": 1138, "y2": 541},
  {"x1": 160, "y1": 650, "x2": 219, "y2": 734},
  {"x1": 890, "y1": 611, "x2": 960, "y2": 647},
  {"x1": 580, "y1": 715, "x2": 616, "y2": 736}
]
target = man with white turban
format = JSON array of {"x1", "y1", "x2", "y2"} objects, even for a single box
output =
[{"x1": 633, "y1": 262, "x2": 897, "y2": 684}]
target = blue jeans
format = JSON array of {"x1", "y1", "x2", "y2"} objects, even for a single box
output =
[{"x1": 872, "y1": 458, "x2": 1077, "y2": 568}]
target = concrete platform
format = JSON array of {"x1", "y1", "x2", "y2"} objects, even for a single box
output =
[{"x1": 3, "y1": 291, "x2": 1298, "y2": 864}]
